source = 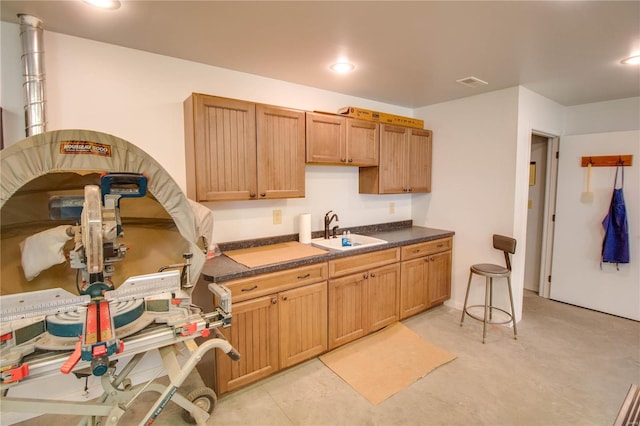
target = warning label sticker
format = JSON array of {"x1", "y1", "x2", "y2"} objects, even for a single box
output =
[{"x1": 60, "y1": 141, "x2": 112, "y2": 157}]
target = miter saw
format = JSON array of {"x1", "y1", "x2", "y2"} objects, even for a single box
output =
[{"x1": 0, "y1": 173, "x2": 238, "y2": 425}]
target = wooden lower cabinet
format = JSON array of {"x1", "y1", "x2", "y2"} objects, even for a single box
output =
[
  {"x1": 400, "y1": 238, "x2": 452, "y2": 319},
  {"x1": 215, "y1": 282, "x2": 327, "y2": 394},
  {"x1": 215, "y1": 295, "x2": 279, "y2": 394},
  {"x1": 328, "y1": 263, "x2": 400, "y2": 350},
  {"x1": 426, "y1": 251, "x2": 452, "y2": 307},
  {"x1": 368, "y1": 263, "x2": 401, "y2": 331},
  {"x1": 400, "y1": 258, "x2": 429, "y2": 319},
  {"x1": 328, "y1": 273, "x2": 366, "y2": 349},
  {"x1": 279, "y1": 282, "x2": 328, "y2": 368},
  {"x1": 211, "y1": 239, "x2": 452, "y2": 394}
]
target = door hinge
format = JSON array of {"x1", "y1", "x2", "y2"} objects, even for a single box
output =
[
  {"x1": 552, "y1": 214, "x2": 556, "y2": 222},
  {"x1": 555, "y1": 151, "x2": 559, "y2": 159},
  {"x1": 548, "y1": 275, "x2": 552, "y2": 283}
]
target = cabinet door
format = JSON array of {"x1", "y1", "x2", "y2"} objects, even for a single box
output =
[
  {"x1": 346, "y1": 119, "x2": 379, "y2": 166},
  {"x1": 328, "y1": 273, "x2": 367, "y2": 350},
  {"x1": 400, "y1": 257, "x2": 429, "y2": 319},
  {"x1": 305, "y1": 112, "x2": 345, "y2": 164},
  {"x1": 216, "y1": 295, "x2": 279, "y2": 394},
  {"x1": 427, "y1": 250, "x2": 452, "y2": 307},
  {"x1": 378, "y1": 124, "x2": 408, "y2": 194},
  {"x1": 279, "y1": 282, "x2": 328, "y2": 368},
  {"x1": 189, "y1": 94, "x2": 257, "y2": 201},
  {"x1": 407, "y1": 128, "x2": 432, "y2": 193},
  {"x1": 256, "y1": 105, "x2": 306, "y2": 199},
  {"x1": 367, "y1": 263, "x2": 400, "y2": 332}
]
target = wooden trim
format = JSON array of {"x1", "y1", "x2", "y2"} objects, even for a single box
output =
[{"x1": 581, "y1": 155, "x2": 632, "y2": 167}]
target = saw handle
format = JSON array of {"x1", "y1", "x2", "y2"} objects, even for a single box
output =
[{"x1": 60, "y1": 341, "x2": 82, "y2": 374}]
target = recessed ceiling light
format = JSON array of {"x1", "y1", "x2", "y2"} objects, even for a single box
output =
[
  {"x1": 82, "y1": 0, "x2": 121, "y2": 10},
  {"x1": 620, "y1": 55, "x2": 640, "y2": 65},
  {"x1": 330, "y1": 62, "x2": 355, "y2": 74}
]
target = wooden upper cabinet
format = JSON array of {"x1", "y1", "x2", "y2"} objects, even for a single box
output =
[
  {"x1": 407, "y1": 128, "x2": 432, "y2": 193},
  {"x1": 359, "y1": 124, "x2": 432, "y2": 194},
  {"x1": 346, "y1": 119, "x2": 379, "y2": 166},
  {"x1": 185, "y1": 94, "x2": 257, "y2": 201},
  {"x1": 306, "y1": 113, "x2": 345, "y2": 164},
  {"x1": 184, "y1": 93, "x2": 305, "y2": 201},
  {"x1": 306, "y1": 112, "x2": 378, "y2": 166},
  {"x1": 256, "y1": 104, "x2": 306, "y2": 199}
]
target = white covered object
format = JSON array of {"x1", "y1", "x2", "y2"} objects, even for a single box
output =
[
  {"x1": 187, "y1": 199, "x2": 215, "y2": 258},
  {"x1": 19, "y1": 225, "x2": 72, "y2": 281},
  {"x1": 0, "y1": 129, "x2": 205, "y2": 289}
]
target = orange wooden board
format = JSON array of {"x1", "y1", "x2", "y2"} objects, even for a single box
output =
[
  {"x1": 224, "y1": 242, "x2": 328, "y2": 268},
  {"x1": 320, "y1": 322, "x2": 456, "y2": 405}
]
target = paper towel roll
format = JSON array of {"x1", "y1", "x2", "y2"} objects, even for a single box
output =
[{"x1": 298, "y1": 213, "x2": 312, "y2": 244}]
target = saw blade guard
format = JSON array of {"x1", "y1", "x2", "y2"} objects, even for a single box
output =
[{"x1": 82, "y1": 185, "x2": 104, "y2": 276}]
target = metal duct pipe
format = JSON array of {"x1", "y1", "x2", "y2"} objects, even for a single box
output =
[{"x1": 19, "y1": 14, "x2": 47, "y2": 137}]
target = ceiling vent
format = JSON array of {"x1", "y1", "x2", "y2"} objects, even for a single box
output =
[{"x1": 456, "y1": 76, "x2": 488, "y2": 88}]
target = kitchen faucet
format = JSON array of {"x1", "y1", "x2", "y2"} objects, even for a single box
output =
[{"x1": 324, "y1": 210, "x2": 339, "y2": 239}]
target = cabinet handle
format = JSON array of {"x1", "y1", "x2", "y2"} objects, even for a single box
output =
[
  {"x1": 341, "y1": 158, "x2": 347, "y2": 163},
  {"x1": 297, "y1": 273, "x2": 311, "y2": 279},
  {"x1": 430, "y1": 257, "x2": 435, "y2": 261},
  {"x1": 250, "y1": 193, "x2": 257, "y2": 198},
  {"x1": 241, "y1": 285, "x2": 258, "y2": 292},
  {"x1": 260, "y1": 193, "x2": 266, "y2": 197},
  {"x1": 412, "y1": 249, "x2": 421, "y2": 254},
  {"x1": 271, "y1": 298, "x2": 278, "y2": 305},
  {"x1": 407, "y1": 188, "x2": 413, "y2": 192},
  {"x1": 348, "y1": 158, "x2": 353, "y2": 163},
  {"x1": 437, "y1": 244, "x2": 444, "y2": 248},
  {"x1": 363, "y1": 273, "x2": 369, "y2": 279},
  {"x1": 282, "y1": 296, "x2": 288, "y2": 301},
  {"x1": 370, "y1": 272, "x2": 376, "y2": 278},
  {"x1": 424, "y1": 258, "x2": 430, "y2": 262}
]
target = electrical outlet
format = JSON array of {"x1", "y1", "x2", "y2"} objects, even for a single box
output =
[
  {"x1": 273, "y1": 209, "x2": 282, "y2": 224},
  {"x1": 389, "y1": 202, "x2": 395, "y2": 214}
]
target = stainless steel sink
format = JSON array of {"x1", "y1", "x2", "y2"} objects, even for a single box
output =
[{"x1": 311, "y1": 234, "x2": 387, "y2": 251}]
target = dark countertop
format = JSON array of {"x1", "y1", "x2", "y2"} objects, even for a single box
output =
[{"x1": 201, "y1": 221, "x2": 454, "y2": 283}]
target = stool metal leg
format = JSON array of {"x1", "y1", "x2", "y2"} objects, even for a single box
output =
[
  {"x1": 483, "y1": 276, "x2": 490, "y2": 343},
  {"x1": 460, "y1": 270, "x2": 473, "y2": 325},
  {"x1": 489, "y1": 277, "x2": 494, "y2": 321},
  {"x1": 506, "y1": 276, "x2": 518, "y2": 339}
]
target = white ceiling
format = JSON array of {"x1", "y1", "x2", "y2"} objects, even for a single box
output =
[{"x1": 1, "y1": 1, "x2": 639, "y2": 108}]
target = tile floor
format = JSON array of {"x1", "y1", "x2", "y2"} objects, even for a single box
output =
[{"x1": 14, "y1": 291, "x2": 640, "y2": 425}]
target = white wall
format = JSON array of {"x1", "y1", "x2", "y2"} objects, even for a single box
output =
[
  {"x1": 551, "y1": 130, "x2": 639, "y2": 320},
  {"x1": 412, "y1": 87, "x2": 566, "y2": 322},
  {"x1": 550, "y1": 97, "x2": 640, "y2": 321},
  {"x1": 0, "y1": 22, "x2": 413, "y2": 242},
  {"x1": 412, "y1": 88, "x2": 522, "y2": 318},
  {"x1": 514, "y1": 87, "x2": 565, "y2": 302},
  {"x1": 564, "y1": 97, "x2": 640, "y2": 135}
]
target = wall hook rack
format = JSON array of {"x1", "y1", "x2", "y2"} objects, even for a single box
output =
[{"x1": 580, "y1": 154, "x2": 633, "y2": 167}]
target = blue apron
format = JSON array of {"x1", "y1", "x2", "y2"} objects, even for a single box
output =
[{"x1": 601, "y1": 165, "x2": 630, "y2": 269}]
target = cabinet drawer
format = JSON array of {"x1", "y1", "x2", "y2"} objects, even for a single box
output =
[
  {"x1": 401, "y1": 237, "x2": 452, "y2": 261},
  {"x1": 225, "y1": 263, "x2": 328, "y2": 302},
  {"x1": 328, "y1": 248, "x2": 400, "y2": 278}
]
